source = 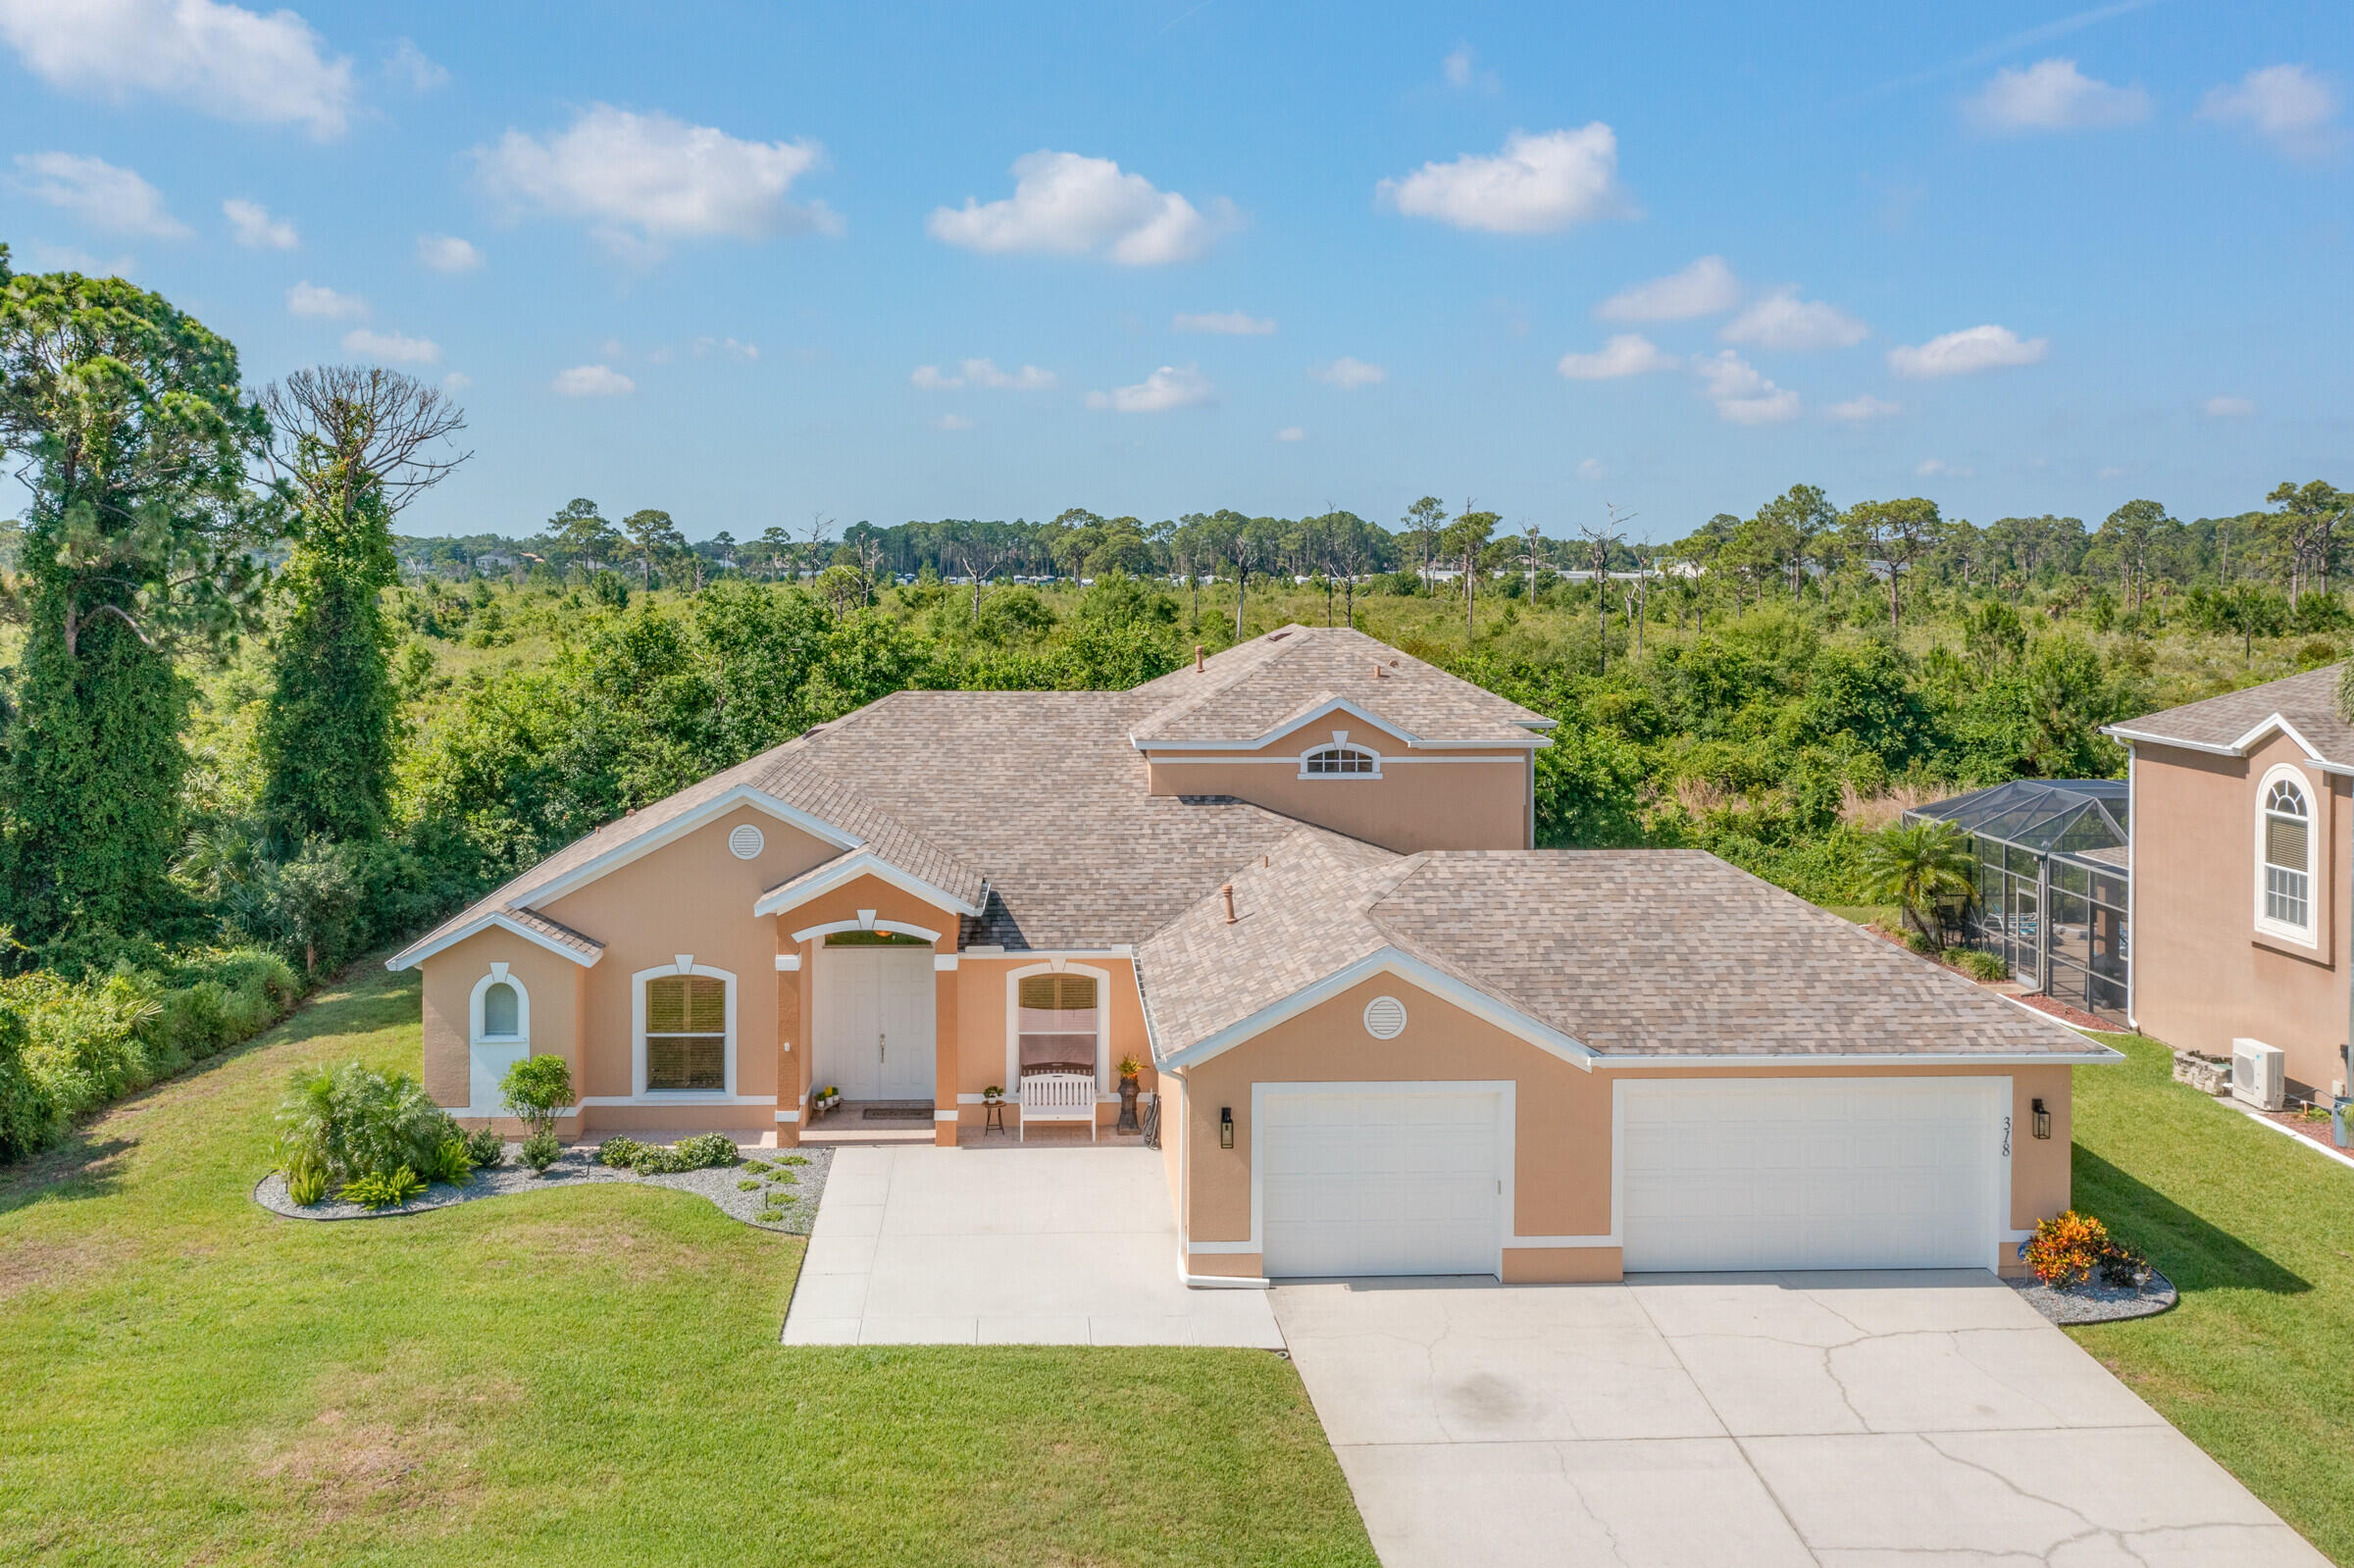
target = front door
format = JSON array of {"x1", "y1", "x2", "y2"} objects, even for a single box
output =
[{"x1": 814, "y1": 945, "x2": 938, "y2": 1101}]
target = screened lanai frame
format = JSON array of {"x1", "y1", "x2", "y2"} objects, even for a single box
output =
[{"x1": 1903, "y1": 779, "x2": 2130, "y2": 1018}]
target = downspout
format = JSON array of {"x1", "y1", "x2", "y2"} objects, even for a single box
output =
[{"x1": 2125, "y1": 746, "x2": 2139, "y2": 1033}]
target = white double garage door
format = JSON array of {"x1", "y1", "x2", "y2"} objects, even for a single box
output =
[{"x1": 1256, "y1": 1077, "x2": 2009, "y2": 1279}]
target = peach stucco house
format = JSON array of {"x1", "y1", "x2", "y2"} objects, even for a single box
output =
[
  {"x1": 390, "y1": 626, "x2": 2110, "y2": 1284},
  {"x1": 2109, "y1": 665, "x2": 2354, "y2": 1100}
]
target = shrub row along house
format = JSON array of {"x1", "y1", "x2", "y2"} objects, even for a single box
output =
[{"x1": 391, "y1": 627, "x2": 2113, "y2": 1284}]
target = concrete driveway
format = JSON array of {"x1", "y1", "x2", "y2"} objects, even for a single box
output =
[
  {"x1": 1275, "y1": 1271, "x2": 2326, "y2": 1568},
  {"x1": 781, "y1": 1142, "x2": 1283, "y2": 1347}
]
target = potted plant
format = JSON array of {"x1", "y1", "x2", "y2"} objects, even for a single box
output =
[
  {"x1": 1115, "y1": 1054, "x2": 1144, "y2": 1134},
  {"x1": 982, "y1": 1085, "x2": 1003, "y2": 1104}
]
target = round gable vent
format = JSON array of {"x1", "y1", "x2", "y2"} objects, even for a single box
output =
[
  {"x1": 728, "y1": 824, "x2": 765, "y2": 860},
  {"x1": 1363, "y1": 994, "x2": 1407, "y2": 1039}
]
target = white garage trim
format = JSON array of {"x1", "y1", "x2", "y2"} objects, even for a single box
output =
[
  {"x1": 1249, "y1": 1081, "x2": 1514, "y2": 1278},
  {"x1": 1614, "y1": 1076, "x2": 2012, "y2": 1273}
]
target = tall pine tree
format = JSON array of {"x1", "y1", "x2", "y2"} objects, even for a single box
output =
[
  {"x1": 257, "y1": 366, "x2": 468, "y2": 845},
  {"x1": 0, "y1": 255, "x2": 265, "y2": 942}
]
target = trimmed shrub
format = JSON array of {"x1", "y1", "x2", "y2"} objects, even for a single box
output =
[
  {"x1": 463, "y1": 1126, "x2": 505, "y2": 1168},
  {"x1": 2023, "y1": 1209, "x2": 2131, "y2": 1290},
  {"x1": 1955, "y1": 949, "x2": 2009, "y2": 982},
  {"x1": 519, "y1": 1130, "x2": 561, "y2": 1172},
  {"x1": 499, "y1": 1054, "x2": 574, "y2": 1141},
  {"x1": 674, "y1": 1133, "x2": 738, "y2": 1170},
  {"x1": 597, "y1": 1136, "x2": 653, "y2": 1169}
]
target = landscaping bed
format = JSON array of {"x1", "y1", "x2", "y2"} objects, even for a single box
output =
[
  {"x1": 254, "y1": 1140, "x2": 832, "y2": 1233},
  {"x1": 2008, "y1": 1264, "x2": 2176, "y2": 1325}
]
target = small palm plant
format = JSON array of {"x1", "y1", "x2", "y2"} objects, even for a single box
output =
[{"x1": 1858, "y1": 819, "x2": 1974, "y2": 950}]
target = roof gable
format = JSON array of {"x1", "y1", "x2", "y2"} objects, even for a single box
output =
[{"x1": 2106, "y1": 664, "x2": 2354, "y2": 771}]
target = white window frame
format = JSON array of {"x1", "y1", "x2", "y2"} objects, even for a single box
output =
[
  {"x1": 2254, "y1": 762, "x2": 2320, "y2": 949},
  {"x1": 632, "y1": 956, "x2": 739, "y2": 1098},
  {"x1": 470, "y1": 962, "x2": 530, "y2": 1044},
  {"x1": 1005, "y1": 960, "x2": 1113, "y2": 1094},
  {"x1": 1298, "y1": 730, "x2": 1382, "y2": 781}
]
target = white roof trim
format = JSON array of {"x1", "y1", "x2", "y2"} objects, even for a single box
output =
[
  {"x1": 386, "y1": 911, "x2": 601, "y2": 972},
  {"x1": 520, "y1": 784, "x2": 862, "y2": 913},
  {"x1": 1131, "y1": 696, "x2": 1547, "y2": 754},
  {"x1": 1154, "y1": 946, "x2": 1597, "y2": 1072},
  {"x1": 750, "y1": 849, "x2": 983, "y2": 919},
  {"x1": 790, "y1": 917, "x2": 944, "y2": 945},
  {"x1": 2105, "y1": 711, "x2": 2343, "y2": 773},
  {"x1": 1589, "y1": 1048, "x2": 2124, "y2": 1067}
]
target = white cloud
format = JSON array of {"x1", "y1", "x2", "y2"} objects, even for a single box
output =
[
  {"x1": 1916, "y1": 458, "x2": 1975, "y2": 479},
  {"x1": 1694, "y1": 350, "x2": 1800, "y2": 424},
  {"x1": 552, "y1": 364, "x2": 634, "y2": 397},
  {"x1": 1275, "y1": 427, "x2": 1306, "y2": 442},
  {"x1": 342, "y1": 328, "x2": 438, "y2": 364},
  {"x1": 1721, "y1": 288, "x2": 1867, "y2": 350},
  {"x1": 911, "y1": 358, "x2": 1053, "y2": 391},
  {"x1": 1379, "y1": 126, "x2": 1627, "y2": 233},
  {"x1": 1086, "y1": 364, "x2": 1212, "y2": 413},
  {"x1": 1887, "y1": 324, "x2": 2048, "y2": 378},
  {"x1": 692, "y1": 335, "x2": 760, "y2": 361},
  {"x1": 441, "y1": 371, "x2": 470, "y2": 391},
  {"x1": 1557, "y1": 333, "x2": 1678, "y2": 380},
  {"x1": 0, "y1": 0, "x2": 354, "y2": 137},
  {"x1": 416, "y1": 233, "x2": 482, "y2": 273},
  {"x1": 1595, "y1": 255, "x2": 1739, "y2": 322},
  {"x1": 1968, "y1": 59, "x2": 2150, "y2": 130},
  {"x1": 1312, "y1": 357, "x2": 1386, "y2": 389},
  {"x1": 223, "y1": 197, "x2": 296, "y2": 249},
  {"x1": 2203, "y1": 395, "x2": 2256, "y2": 417},
  {"x1": 1442, "y1": 45, "x2": 1498, "y2": 93},
  {"x1": 478, "y1": 104, "x2": 836, "y2": 255},
  {"x1": 1173, "y1": 309, "x2": 1275, "y2": 335},
  {"x1": 2199, "y1": 65, "x2": 2339, "y2": 156},
  {"x1": 384, "y1": 37, "x2": 446, "y2": 92},
  {"x1": 936, "y1": 413, "x2": 974, "y2": 430},
  {"x1": 12, "y1": 152, "x2": 186, "y2": 236},
  {"x1": 286, "y1": 280, "x2": 366, "y2": 319},
  {"x1": 928, "y1": 150, "x2": 1236, "y2": 265},
  {"x1": 22, "y1": 241, "x2": 133, "y2": 277},
  {"x1": 1827, "y1": 394, "x2": 1902, "y2": 421},
  {"x1": 1575, "y1": 458, "x2": 1606, "y2": 481}
]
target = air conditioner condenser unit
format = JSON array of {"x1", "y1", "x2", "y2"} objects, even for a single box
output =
[{"x1": 2231, "y1": 1037, "x2": 2286, "y2": 1112}]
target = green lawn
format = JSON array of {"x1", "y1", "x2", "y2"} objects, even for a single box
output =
[
  {"x1": 2073, "y1": 1032, "x2": 2354, "y2": 1562},
  {"x1": 0, "y1": 965, "x2": 1373, "y2": 1567}
]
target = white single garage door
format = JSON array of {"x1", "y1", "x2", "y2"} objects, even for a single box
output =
[
  {"x1": 1259, "y1": 1087, "x2": 1504, "y2": 1278},
  {"x1": 1619, "y1": 1078, "x2": 2003, "y2": 1273}
]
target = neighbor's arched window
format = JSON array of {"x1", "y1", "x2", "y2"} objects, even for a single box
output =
[
  {"x1": 1301, "y1": 744, "x2": 1379, "y2": 778},
  {"x1": 2261, "y1": 774, "x2": 2313, "y2": 935}
]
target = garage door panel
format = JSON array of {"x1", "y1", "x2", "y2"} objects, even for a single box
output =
[
  {"x1": 1260, "y1": 1088, "x2": 1503, "y2": 1279},
  {"x1": 1620, "y1": 1078, "x2": 1999, "y2": 1273}
]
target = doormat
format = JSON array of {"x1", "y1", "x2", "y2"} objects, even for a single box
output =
[{"x1": 862, "y1": 1105, "x2": 934, "y2": 1121}]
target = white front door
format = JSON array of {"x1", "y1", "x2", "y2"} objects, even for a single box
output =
[
  {"x1": 814, "y1": 946, "x2": 938, "y2": 1101},
  {"x1": 1618, "y1": 1077, "x2": 2004, "y2": 1273},
  {"x1": 1258, "y1": 1087, "x2": 1505, "y2": 1278}
]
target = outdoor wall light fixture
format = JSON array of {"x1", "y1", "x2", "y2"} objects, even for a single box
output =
[
  {"x1": 1219, "y1": 1107, "x2": 1234, "y2": 1149},
  {"x1": 2031, "y1": 1098, "x2": 2052, "y2": 1139}
]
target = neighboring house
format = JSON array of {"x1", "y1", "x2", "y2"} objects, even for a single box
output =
[
  {"x1": 2107, "y1": 666, "x2": 2354, "y2": 1100},
  {"x1": 390, "y1": 625, "x2": 2111, "y2": 1285}
]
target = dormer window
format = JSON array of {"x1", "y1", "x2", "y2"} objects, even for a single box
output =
[{"x1": 1302, "y1": 743, "x2": 1380, "y2": 778}]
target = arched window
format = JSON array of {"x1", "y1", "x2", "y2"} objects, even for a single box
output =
[
  {"x1": 1301, "y1": 744, "x2": 1379, "y2": 778},
  {"x1": 482, "y1": 982, "x2": 521, "y2": 1039},
  {"x1": 2261, "y1": 774, "x2": 2313, "y2": 935}
]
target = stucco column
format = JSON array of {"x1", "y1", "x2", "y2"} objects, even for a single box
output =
[
  {"x1": 774, "y1": 955, "x2": 802, "y2": 1148},
  {"x1": 934, "y1": 953, "x2": 960, "y2": 1145}
]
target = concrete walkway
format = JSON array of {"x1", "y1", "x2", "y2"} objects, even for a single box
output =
[
  {"x1": 781, "y1": 1142, "x2": 1283, "y2": 1347},
  {"x1": 1275, "y1": 1270, "x2": 2326, "y2": 1568}
]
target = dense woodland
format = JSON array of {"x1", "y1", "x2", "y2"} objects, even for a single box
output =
[{"x1": 0, "y1": 248, "x2": 2348, "y2": 1160}]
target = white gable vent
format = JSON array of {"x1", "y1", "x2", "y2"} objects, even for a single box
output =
[
  {"x1": 728, "y1": 824, "x2": 765, "y2": 860},
  {"x1": 1363, "y1": 995, "x2": 1407, "y2": 1039}
]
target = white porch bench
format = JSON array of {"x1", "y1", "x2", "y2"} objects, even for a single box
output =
[{"x1": 1019, "y1": 1072, "x2": 1097, "y2": 1141}]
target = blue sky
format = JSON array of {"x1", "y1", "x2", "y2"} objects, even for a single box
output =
[{"x1": 0, "y1": 1, "x2": 2346, "y2": 545}]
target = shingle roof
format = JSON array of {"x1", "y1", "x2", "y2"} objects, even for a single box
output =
[
  {"x1": 502, "y1": 909, "x2": 604, "y2": 960},
  {"x1": 1137, "y1": 837, "x2": 2102, "y2": 1061},
  {"x1": 2106, "y1": 664, "x2": 2354, "y2": 764},
  {"x1": 1130, "y1": 625, "x2": 1553, "y2": 745}
]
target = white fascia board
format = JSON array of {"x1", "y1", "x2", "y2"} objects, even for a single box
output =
[
  {"x1": 2099, "y1": 726, "x2": 2241, "y2": 756},
  {"x1": 386, "y1": 910, "x2": 602, "y2": 972},
  {"x1": 1157, "y1": 946, "x2": 1596, "y2": 1072},
  {"x1": 1588, "y1": 1048, "x2": 2124, "y2": 1068},
  {"x1": 2108, "y1": 716, "x2": 2351, "y2": 775},
  {"x1": 750, "y1": 850, "x2": 982, "y2": 919},
  {"x1": 1132, "y1": 697, "x2": 1543, "y2": 754},
  {"x1": 521, "y1": 784, "x2": 863, "y2": 913}
]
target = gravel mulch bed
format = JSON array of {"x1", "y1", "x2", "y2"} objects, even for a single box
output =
[
  {"x1": 2008, "y1": 1266, "x2": 2177, "y2": 1325},
  {"x1": 253, "y1": 1141, "x2": 833, "y2": 1234}
]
